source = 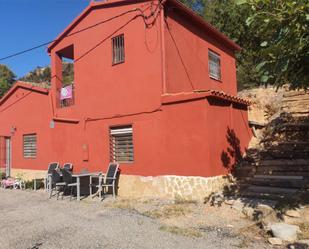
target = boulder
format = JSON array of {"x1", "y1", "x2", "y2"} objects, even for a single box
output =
[
  {"x1": 285, "y1": 210, "x2": 301, "y2": 218},
  {"x1": 257, "y1": 204, "x2": 274, "y2": 217},
  {"x1": 225, "y1": 199, "x2": 235, "y2": 205},
  {"x1": 268, "y1": 237, "x2": 283, "y2": 245},
  {"x1": 232, "y1": 201, "x2": 244, "y2": 212},
  {"x1": 242, "y1": 206, "x2": 255, "y2": 220},
  {"x1": 270, "y1": 223, "x2": 299, "y2": 242}
]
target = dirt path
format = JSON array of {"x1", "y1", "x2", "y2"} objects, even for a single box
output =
[{"x1": 0, "y1": 189, "x2": 271, "y2": 249}]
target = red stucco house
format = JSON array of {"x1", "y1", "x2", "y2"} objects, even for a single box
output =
[{"x1": 0, "y1": 0, "x2": 251, "y2": 199}]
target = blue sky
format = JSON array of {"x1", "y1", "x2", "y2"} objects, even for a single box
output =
[{"x1": 0, "y1": 0, "x2": 90, "y2": 78}]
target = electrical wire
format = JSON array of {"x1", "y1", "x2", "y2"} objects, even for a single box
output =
[{"x1": 0, "y1": 2, "x2": 161, "y2": 62}]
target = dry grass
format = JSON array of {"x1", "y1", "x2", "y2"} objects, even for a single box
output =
[
  {"x1": 233, "y1": 238, "x2": 250, "y2": 248},
  {"x1": 299, "y1": 222, "x2": 309, "y2": 240},
  {"x1": 159, "y1": 225, "x2": 202, "y2": 238},
  {"x1": 174, "y1": 196, "x2": 198, "y2": 205},
  {"x1": 143, "y1": 204, "x2": 192, "y2": 219},
  {"x1": 104, "y1": 198, "x2": 137, "y2": 211}
]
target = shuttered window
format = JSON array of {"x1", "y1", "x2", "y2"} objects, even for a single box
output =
[
  {"x1": 208, "y1": 50, "x2": 221, "y2": 81},
  {"x1": 110, "y1": 126, "x2": 133, "y2": 163},
  {"x1": 112, "y1": 34, "x2": 125, "y2": 64},
  {"x1": 23, "y1": 134, "x2": 37, "y2": 159}
]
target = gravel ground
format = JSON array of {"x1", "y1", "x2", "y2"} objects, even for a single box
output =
[{"x1": 0, "y1": 189, "x2": 271, "y2": 249}]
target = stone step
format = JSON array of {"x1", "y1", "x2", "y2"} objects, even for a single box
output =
[
  {"x1": 260, "y1": 150, "x2": 309, "y2": 160},
  {"x1": 282, "y1": 97, "x2": 309, "y2": 102},
  {"x1": 283, "y1": 123, "x2": 309, "y2": 130},
  {"x1": 275, "y1": 142, "x2": 309, "y2": 150},
  {"x1": 254, "y1": 175, "x2": 304, "y2": 180},
  {"x1": 285, "y1": 110, "x2": 309, "y2": 116},
  {"x1": 233, "y1": 166, "x2": 256, "y2": 178},
  {"x1": 243, "y1": 185, "x2": 299, "y2": 194},
  {"x1": 257, "y1": 159, "x2": 309, "y2": 167},
  {"x1": 238, "y1": 191, "x2": 291, "y2": 200},
  {"x1": 241, "y1": 177, "x2": 308, "y2": 188},
  {"x1": 255, "y1": 167, "x2": 309, "y2": 177},
  {"x1": 283, "y1": 91, "x2": 309, "y2": 98},
  {"x1": 256, "y1": 165, "x2": 309, "y2": 172}
]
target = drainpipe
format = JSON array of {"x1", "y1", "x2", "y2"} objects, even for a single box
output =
[{"x1": 160, "y1": 1, "x2": 167, "y2": 94}]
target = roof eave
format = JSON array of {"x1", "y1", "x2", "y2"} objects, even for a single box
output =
[
  {"x1": 47, "y1": 0, "x2": 151, "y2": 54},
  {"x1": 166, "y1": 0, "x2": 241, "y2": 52}
]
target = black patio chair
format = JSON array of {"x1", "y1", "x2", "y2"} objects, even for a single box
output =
[
  {"x1": 39, "y1": 162, "x2": 59, "y2": 191},
  {"x1": 49, "y1": 169, "x2": 62, "y2": 199},
  {"x1": 63, "y1": 163, "x2": 73, "y2": 172},
  {"x1": 56, "y1": 168, "x2": 78, "y2": 201},
  {"x1": 89, "y1": 163, "x2": 119, "y2": 199}
]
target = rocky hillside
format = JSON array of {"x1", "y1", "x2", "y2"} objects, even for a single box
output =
[{"x1": 19, "y1": 62, "x2": 74, "y2": 86}]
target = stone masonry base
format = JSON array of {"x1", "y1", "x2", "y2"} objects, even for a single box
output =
[{"x1": 10, "y1": 168, "x2": 232, "y2": 201}]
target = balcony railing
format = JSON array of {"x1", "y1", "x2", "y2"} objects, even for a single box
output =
[{"x1": 57, "y1": 84, "x2": 75, "y2": 108}]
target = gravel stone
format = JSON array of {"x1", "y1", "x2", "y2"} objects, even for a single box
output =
[{"x1": 268, "y1": 237, "x2": 283, "y2": 245}]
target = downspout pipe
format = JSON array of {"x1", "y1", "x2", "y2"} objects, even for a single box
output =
[{"x1": 160, "y1": 0, "x2": 167, "y2": 94}]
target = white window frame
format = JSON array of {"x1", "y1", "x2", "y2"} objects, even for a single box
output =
[
  {"x1": 208, "y1": 50, "x2": 221, "y2": 81},
  {"x1": 109, "y1": 126, "x2": 133, "y2": 163}
]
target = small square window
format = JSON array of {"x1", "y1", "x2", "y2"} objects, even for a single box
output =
[
  {"x1": 23, "y1": 134, "x2": 37, "y2": 159},
  {"x1": 110, "y1": 125, "x2": 133, "y2": 163},
  {"x1": 208, "y1": 50, "x2": 221, "y2": 81},
  {"x1": 112, "y1": 34, "x2": 125, "y2": 64}
]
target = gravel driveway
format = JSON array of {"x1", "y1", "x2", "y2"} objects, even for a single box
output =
[{"x1": 0, "y1": 189, "x2": 271, "y2": 249}]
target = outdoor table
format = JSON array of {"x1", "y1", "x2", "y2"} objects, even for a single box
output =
[{"x1": 72, "y1": 172, "x2": 101, "y2": 201}]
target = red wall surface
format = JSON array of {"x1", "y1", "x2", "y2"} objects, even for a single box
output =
[
  {"x1": 0, "y1": 0, "x2": 252, "y2": 178},
  {"x1": 0, "y1": 86, "x2": 52, "y2": 171},
  {"x1": 164, "y1": 5, "x2": 238, "y2": 95}
]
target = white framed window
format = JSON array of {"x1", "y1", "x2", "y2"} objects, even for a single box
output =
[
  {"x1": 112, "y1": 34, "x2": 125, "y2": 65},
  {"x1": 23, "y1": 134, "x2": 37, "y2": 159},
  {"x1": 110, "y1": 126, "x2": 133, "y2": 163},
  {"x1": 208, "y1": 50, "x2": 221, "y2": 81}
]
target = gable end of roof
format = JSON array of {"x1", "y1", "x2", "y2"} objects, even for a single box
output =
[{"x1": 0, "y1": 81, "x2": 49, "y2": 106}]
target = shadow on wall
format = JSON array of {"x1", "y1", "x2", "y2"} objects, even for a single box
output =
[{"x1": 221, "y1": 127, "x2": 245, "y2": 174}]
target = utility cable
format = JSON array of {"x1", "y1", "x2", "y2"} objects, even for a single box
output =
[{"x1": 0, "y1": 2, "x2": 158, "y2": 62}]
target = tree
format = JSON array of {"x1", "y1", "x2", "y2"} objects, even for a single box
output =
[
  {"x1": 20, "y1": 66, "x2": 51, "y2": 84},
  {"x1": 181, "y1": 0, "x2": 309, "y2": 89},
  {"x1": 237, "y1": 0, "x2": 309, "y2": 89},
  {"x1": 180, "y1": 0, "x2": 261, "y2": 89},
  {"x1": 0, "y1": 64, "x2": 16, "y2": 97},
  {"x1": 202, "y1": 0, "x2": 260, "y2": 90}
]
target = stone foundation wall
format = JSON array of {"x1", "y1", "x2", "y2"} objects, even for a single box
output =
[
  {"x1": 10, "y1": 168, "x2": 232, "y2": 201},
  {"x1": 118, "y1": 174, "x2": 233, "y2": 201},
  {"x1": 11, "y1": 168, "x2": 46, "y2": 181}
]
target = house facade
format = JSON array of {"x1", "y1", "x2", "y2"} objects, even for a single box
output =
[{"x1": 0, "y1": 0, "x2": 251, "y2": 200}]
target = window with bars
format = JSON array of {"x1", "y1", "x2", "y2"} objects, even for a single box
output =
[
  {"x1": 110, "y1": 126, "x2": 133, "y2": 163},
  {"x1": 208, "y1": 50, "x2": 221, "y2": 81},
  {"x1": 23, "y1": 134, "x2": 37, "y2": 159},
  {"x1": 112, "y1": 34, "x2": 125, "y2": 64}
]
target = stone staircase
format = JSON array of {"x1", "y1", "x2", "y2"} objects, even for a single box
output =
[{"x1": 234, "y1": 90, "x2": 309, "y2": 201}]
